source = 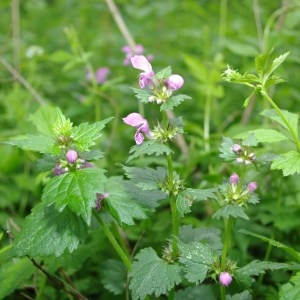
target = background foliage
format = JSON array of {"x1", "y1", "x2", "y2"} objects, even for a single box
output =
[{"x1": 1, "y1": 0, "x2": 300, "y2": 299}]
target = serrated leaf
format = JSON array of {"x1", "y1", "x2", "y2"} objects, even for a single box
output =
[
  {"x1": 105, "y1": 177, "x2": 147, "y2": 225},
  {"x1": 234, "y1": 260, "x2": 288, "y2": 288},
  {"x1": 129, "y1": 247, "x2": 182, "y2": 300},
  {"x1": 160, "y1": 94, "x2": 191, "y2": 111},
  {"x1": 123, "y1": 166, "x2": 167, "y2": 190},
  {"x1": 127, "y1": 140, "x2": 172, "y2": 163},
  {"x1": 28, "y1": 105, "x2": 58, "y2": 135},
  {"x1": 71, "y1": 117, "x2": 112, "y2": 151},
  {"x1": 265, "y1": 52, "x2": 290, "y2": 78},
  {"x1": 239, "y1": 229, "x2": 300, "y2": 261},
  {"x1": 212, "y1": 204, "x2": 249, "y2": 220},
  {"x1": 6, "y1": 134, "x2": 54, "y2": 153},
  {"x1": 260, "y1": 109, "x2": 299, "y2": 137},
  {"x1": 123, "y1": 181, "x2": 167, "y2": 209},
  {"x1": 255, "y1": 52, "x2": 270, "y2": 77},
  {"x1": 176, "y1": 188, "x2": 216, "y2": 217},
  {"x1": 179, "y1": 225, "x2": 222, "y2": 251},
  {"x1": 100, "y1": 259, "x2": 127, "y2": 295},
  {"x1": 271, "y1": 151, "x2": 300, "y2": 176},
  {"x1": 175, "y1": 285, "x2": 217, "y2": 300},
  {"x1": 131, "y1": 88, "x2": 151, "y2": 103},
  {"x1": 226, "y1": 291, "x2": 252, "y2": 300},
  {"x1": 12, "y1": 202, "x2": 88, "y2": 257},
  {"x1": 219, "y1": 136, "x2": 236, "y2": 161},
  {"x1": 42, "y1": 168, "x2": 107, "y2": 224},
  {"x1": 279, "y1": 271, "x2": 300, "y2": 300},
  {"x1": 52, "y1": 107, "x2": 73, "y2": 136},
  {"x1": 234, "y1": 129, "x2": 289, "y2": 144},
  {"x1": 155, "y1": 66, "x2": 172, "y2": 79},
  {"x1": 0, "y1": 258, "x2": 35, "y2": 299},
  {"x1": 179, "y1": 241, "x2": 216, "y2": 283}
]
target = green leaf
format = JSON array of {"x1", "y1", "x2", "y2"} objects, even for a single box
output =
[
  {"x1": 0, "y1": 258, "x2": 35, "y2": 299},
  {"x1": 226, "y1": 291, "x2": 252, "y2": 300},
  {"x1": 212, "y1": 204, "x2": 249, "y2": 220},
  {"x1": 219, "y1": 136, "x2": 236, "y2": 161},
  {"x1": 155, "y1": 66, "x2": 172, "y2": 79},
  {"x1": 279, "y1": 271, "x2": 300, "y2": 300},
  {"x1": 71, "y1": 117, "x2": 112, "y2": 151},
  {"x1": 265, "y1": 52, "x2": 290, "y2": 78},
  {"x1": 105, "y1": 177, "x2": 147, "y2": 225},
  {"x1": 51, "y1": 107, "x2": 73, "y2": 136},
  {"x1": 175, "y1": 285, "x2": 217, "y2": 300},
  {"x1": 179, "y1": 241, "x2": 216, "y2": 283},
  {"x1": 123, "y1": 181, "x2": 167, "y2": 209},
  {"x1": 12, "y1": 202, "x2": 88, "y2": 257},
  {"x1": 6, "y1": 134, "x2": 54, "y2": 153},
  {"x1": 234, "y1": 260, "x2": 288, "y2": 288},
  {"x1": 131, "y1": 88, "x2": 151, "y2": 103},
  {"x1": 234, "y1": 129, "x2": 289, "y2": 144},
  {"x1": 129, "y1": 247, "x2": 182, "y2": 300},
  {"x1": 239, "y1": 229, "x2": 300, "y2": 262},
  {"x1": 42, "y1": 168, "x2": 107, "y2": 224},
  {"x1": 123, "y1": 166, "x2": 167, "y2": 190},
  {"x1": 271, "y1": 151, "x2": 300, "y2": 176},
  {"x1": 49, "y1": 50, "x2": 73, "y2": 63},
  {"x1": 28, "y1": 105, "x2": 58, "y2": 135},
  {"x1": 260, "y1": 109, "x2": 299, "y2": 137},
  {"x1": 179, "y1": 225, "x2": 222, "y2": 251},
  {"x1": 176, "y1": 188, "x2": 216, "y2": 217},
  {"x1": 100, "y1": 259, "x2": 127, "y2": 295},
  {"x1": 160, "y1": 94, "x2": 191, "y2": 111},
  {"x1": 127, "y1": 140, "x2": 172, "y2": 163},
  {"x1": 255, "y1": 52, "x2": 270, "y2": 77}
]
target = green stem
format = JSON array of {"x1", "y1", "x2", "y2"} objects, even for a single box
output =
[
  {"x1": 93, "y1": 211, "x2": 131, "y2": 270},
  {"x1": 220, "y1": 285, "x2": 226, "y2": 300},
  {"x1": 221, "y1": 217, "x2": 234, "y2": 269},
  {"x1": 261, "y1": 87, "x2": 300, "y2": 152},
  {"x1": 204, "y1": 89, "x2": 212, "y2": 152}
]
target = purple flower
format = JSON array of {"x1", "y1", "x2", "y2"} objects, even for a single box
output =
[
  {"x1": 123, "y1": 112, "x2": 152, "y2": 145},
  {"x1": 66, "y1": 150, "x2": 78, "y2": 164},
  {"x1": 53, "y1": 164, "x2": 66, "y2": 176},
  {"x1": 219, "y1": 272, "x2": 232, "y2": 287},
  {"x1": 95, "y1": 67, "x2": 110, "y2": 84},
  {"x1": 95, "y1": 192, "x2": 109, "y2": 210},
  {"x1": 229, "y1": 173, "x2": 239, "y2": 185},
  {"x1": 86, "y1": 67, "x2": 110, "y2": 84},
  {"x1": 165, "y1": 74, "x2": 184, "y2": 90},
  {"x1": 131, "y1": 55, "x2": 154, "y2": 88},
  {"x1": 247, "y1": 182, "x2": 257, "y2": 193}
]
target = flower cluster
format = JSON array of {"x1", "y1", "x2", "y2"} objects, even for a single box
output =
[
  {"x1": 122, "y1": 44, "x2": 153, "y2": 66},
  {"x1": 220, "y1": 173, "x2": 258, "y2": 206},
  {"x1": 231, "y1": 143, "x2": 256, "y2": 165},
  {"x1": 53, "y1": 149, "x2": 94, "y2": 176}
]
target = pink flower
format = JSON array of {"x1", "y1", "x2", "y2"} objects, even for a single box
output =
[
  {"x1": 219, "y1": 272, "x2": 232, "y2": 286},
  {"x1": 165, "y1": 74, "x2": 184, "y2": 90},
  {"x1": 232, "y1": 144, "x2": 242, "y2": 153},
  {"x1": 66, "y1": 150, "x2": 78, "y2": 164},
  {"x1": 247, "y1": 182, "x2": 257, "y2": 193},
  {"x1": 123, "y1": 112, "x2": 152, "y2": 145},
  {"x1": 131, "y1": 55, "x2": 154, "y2": 88},
  {"x1": 229, "y1": 173, "x2": 239, "y2": 185},
  {"x1": 95, "y1": 67, "x2": 110, "y2": 84}
]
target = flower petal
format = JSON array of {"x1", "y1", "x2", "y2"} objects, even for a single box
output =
[
  {"x1": 135, "y1": 131, "x2": 144, "y2": 145},
  {"x1": 131, "y1": 55, "x2": 152, "y2": 72},
  {"x1": 123, "y1": 113, "x2": 146, "y2": 127}
]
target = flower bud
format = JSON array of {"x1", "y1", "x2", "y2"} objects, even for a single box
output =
[
  {"x1": 219, "y1": 272, "x2": 232, "y2": 287},
  {"x1": 166, "y1": 74, "x2": 184, "y2": 90},
  {"x1": 66, "y1": 150, "x2": 78, "y2": 164},
  {"x1": 229, "y1": 173, "x2": 239, "y2": 185},
  {"x1": 232, "y1": 144, "x2": 242, "y2": 153},
  {"x1": 247, "y1": 182, "x2": 257, "y2": 193}
]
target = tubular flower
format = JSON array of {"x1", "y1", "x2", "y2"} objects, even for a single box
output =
[
  {"x1": 165, "y1": 74, "x2": 184, "y2": 90},
  {"x1": 66, "y1": 150, "x2": 78, "y2": 164},
  {"x1": 123, "y1": 113, "x2": 152, "y2": 145},
  {"x1": 131, "y1": 55, "x2": 154, "y2": 88}
]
